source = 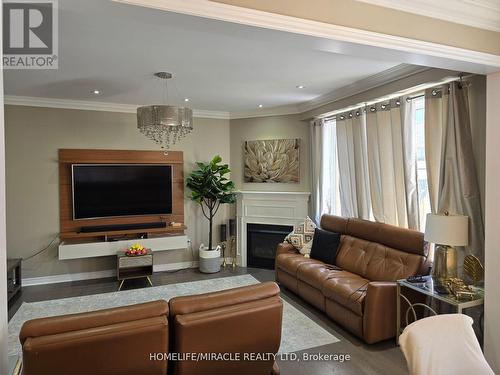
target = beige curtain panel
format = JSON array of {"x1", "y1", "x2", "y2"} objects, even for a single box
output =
[
  {"x1": 310, "y1": 118, "x2": 325, "y2": 224},
  {"x1": 425, "y1": 82, "x2": 484, "y2": 263},
  {"x1": 336, "y1": 112, "x2": 371, "y2": 219},
  {"x1": 366, "y1": 99, "x2": 419, "y2": 229}
]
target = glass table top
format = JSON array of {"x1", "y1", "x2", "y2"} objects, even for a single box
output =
[{"x1": 398, "y1": 275, "x2": 484, "y2": 306}]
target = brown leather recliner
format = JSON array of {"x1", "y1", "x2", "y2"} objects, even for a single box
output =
[
  {"x1": 19, "y1": 282, "x2": 282, "y2": 375},
  {"x1": 169, "y1": 282, "x2": 282, "y2": 375},
  {"x1": 20, "y1": 300, "x2": 169, "y2": 375},
  {"x1": 275, "y1": 214, "x2": 431, "y2": 344}
]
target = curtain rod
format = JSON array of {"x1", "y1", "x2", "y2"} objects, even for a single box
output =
[{"x1": 319, "y1": 73, "x2": 472, "y2": 122}]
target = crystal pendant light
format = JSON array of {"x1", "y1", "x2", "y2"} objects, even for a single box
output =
[{"x1": 137, "y1": 72, "x2": 193, "y2": 150}]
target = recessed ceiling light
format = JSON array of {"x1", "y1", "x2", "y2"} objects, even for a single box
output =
[
  {"x1": 258, "y1": 104, "x2": 263, "y2": 108},
  {"x1": 92, "y1": 89, "x2": 101, "y2": 95},
  {"x1": 184, "y1": 98, "x2": 190, "y2": 102},
  {"x1": 296, "y1": 85, "x2": 305, "y2": 89}
]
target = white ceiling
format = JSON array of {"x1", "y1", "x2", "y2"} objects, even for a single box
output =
[{"x1": 4, "y1": 0, "x2": 404, "y2": 114}]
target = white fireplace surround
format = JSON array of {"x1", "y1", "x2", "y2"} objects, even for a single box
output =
[{"x1": 236, "y1": 191, "x2": 310, "y2": 267}]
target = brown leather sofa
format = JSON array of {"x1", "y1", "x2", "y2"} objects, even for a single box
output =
[
  {"x1": 169, "y1": 282, "x2": 282, "y2": 375},
  {"x1": 20, "y1": 300, "x2": 169, "y2": 375},
  {"x1": 275, "y1": 214, "x2": 430, "y2": 344},
  {"x1": 19, "y1": 282, "x2": 282, "y2": 375}
]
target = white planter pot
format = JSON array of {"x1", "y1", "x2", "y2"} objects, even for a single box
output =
[{"x1": 199, "y1": 248, "x2": 221, "y2": 273}]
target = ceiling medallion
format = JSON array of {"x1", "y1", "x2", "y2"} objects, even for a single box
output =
[{"x1": 137, "y1": 72, "x2": 193, "y2": 150}]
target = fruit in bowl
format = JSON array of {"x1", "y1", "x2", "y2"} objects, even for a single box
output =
[{"x1": 125, "y1": 243, "x2": 148, "y2": 256}]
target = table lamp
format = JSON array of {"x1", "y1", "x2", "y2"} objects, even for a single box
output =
[{"x1": 424, "y1": 212, "x2": 468, "y2": 281}]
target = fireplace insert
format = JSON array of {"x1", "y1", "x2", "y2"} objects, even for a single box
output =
[{"x1": 247, "y1": 223, "x2": 293, "y2": 269}]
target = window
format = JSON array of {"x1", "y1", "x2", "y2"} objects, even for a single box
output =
[
  {"x1": 317, "y1": 97, "x2": 431, "y2": 231},
  {"x1": 413, "y1": 96, "x2": 431, "y2": 230},
  {"x1": 320, "y1": 119, "x2": 341, "y2": 217}
]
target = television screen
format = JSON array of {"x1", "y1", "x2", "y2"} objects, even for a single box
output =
[{"x1": 72, "y1": 164, "x2": 173, "y2": 220}]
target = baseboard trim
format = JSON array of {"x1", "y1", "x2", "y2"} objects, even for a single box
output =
[
  {"x1": 153, "y1": 261, "x2": 199, "y2": 273},
  {"x1": 22, "y1": 261, "x2": 199, "y2": 286}
]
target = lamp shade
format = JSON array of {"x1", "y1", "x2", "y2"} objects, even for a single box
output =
[{"x1": 424, "y1": 213, "x2": 469, "y2": 246}]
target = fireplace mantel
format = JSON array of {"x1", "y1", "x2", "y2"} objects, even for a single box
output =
[{"x1": 236, "y1": 191, "x2": 310, "y2": 267}]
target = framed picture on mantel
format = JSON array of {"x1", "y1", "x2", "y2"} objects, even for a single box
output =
[{"x1": 243, "y1": 138, "x2": 300, "y2": 183}]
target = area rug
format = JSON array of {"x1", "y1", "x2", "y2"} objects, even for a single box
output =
[{"x1": 8, "y1": 274, "x2": 339, "y2": 356}]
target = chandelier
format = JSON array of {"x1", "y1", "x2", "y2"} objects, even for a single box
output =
[{"x1": 137, "y1": 72, "x2": 193, "y2": 150}]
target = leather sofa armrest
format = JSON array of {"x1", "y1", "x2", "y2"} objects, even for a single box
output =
[
  {"x1": 276, "y1": 242, "x2": 298, "y2": 256},
  {"x1": 363, "y1": 282, "x2": 397, "y2": 344},
  {"x1": 418, "y1": 241, "x2": 433, "y2": 275},
  {"x1": 275, "y1": 242, "x2": 299, "y2": 272}
]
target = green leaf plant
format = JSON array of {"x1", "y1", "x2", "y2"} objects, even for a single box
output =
[{"x1": 186, "y1": 155, "x2": 236, "y2": 250}]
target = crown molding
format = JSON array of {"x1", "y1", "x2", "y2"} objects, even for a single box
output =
[
  {"x1": 353, "y1": 0, "x2": 500, "y2": 32},
  {"x1": 113, "y1": 0, "x2": 500, "y2": 72},
  {"x1": 229, "y1": 103, "x2": 300, "y2": 119},
  {"x1": 4, "y1": 65, "x2": 433, "y2": 120},
  {"x1": 229, "y1": 65, "x2": 429, "y2": 119},
  {"x1": 296, "y1": 64, "x2": 429, "y2": 113},
  {"x1": 3, "y1": 96, "x2": 231, "y2": 119}
]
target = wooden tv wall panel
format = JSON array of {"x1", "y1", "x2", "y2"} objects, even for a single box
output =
[{"x1": 59, "y1": 149, "x2": 185, "y2": 241}]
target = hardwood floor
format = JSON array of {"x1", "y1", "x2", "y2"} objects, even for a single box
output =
[{"x1": 8, "y1": 267, "x2": 408, "y2": 375}]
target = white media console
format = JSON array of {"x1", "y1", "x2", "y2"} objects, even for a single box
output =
[{"x1": 58, "y1": 234, "x2": 189, "y2": 260}]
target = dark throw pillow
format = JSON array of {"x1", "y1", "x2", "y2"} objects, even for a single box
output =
[{"x1": 309, "y1": 228, "x2": 341, "y2": 265}]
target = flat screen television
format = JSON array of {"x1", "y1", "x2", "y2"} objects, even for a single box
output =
[{"x1": 72, "y1": 164, "x2": 173, "y2": 220}]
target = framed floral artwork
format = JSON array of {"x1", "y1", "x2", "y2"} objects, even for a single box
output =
[{"x1": 244, "y1": 138, "x2": 300, "y2": 183}]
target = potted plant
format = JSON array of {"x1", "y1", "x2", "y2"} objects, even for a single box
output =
[{"x1": 186, "y1": 155, "x2": 236, "y2": 273}]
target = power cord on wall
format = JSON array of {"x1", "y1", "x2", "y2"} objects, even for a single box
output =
[{"x1": 23, "y1": 235, "x2": 60, "y2": 261}]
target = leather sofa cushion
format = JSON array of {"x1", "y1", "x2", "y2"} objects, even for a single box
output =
[
  {"x1": 335, "y1": 235, "x2": 425, "y2": 282},
  {"x1": 297, "y1": 263, "x2": 332, "y2": 288},
  {"x1": 322, "y1": 274, "x2": 369, "y2": 316},
  {"x1": 276, "y1": 253, "x2": 320, "y2": 276}
]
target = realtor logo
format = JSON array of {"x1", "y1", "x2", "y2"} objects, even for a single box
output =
[{"x1": 2, "y1": 0, "x2": 58, "y2": 69}]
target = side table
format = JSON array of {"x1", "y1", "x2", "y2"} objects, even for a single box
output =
[
  {"x1": 116, "y1": 250, "x2": 153, "y2": 291},
  {"x1": 396, "y1": 276, "x2": 484, "y2": 345}
]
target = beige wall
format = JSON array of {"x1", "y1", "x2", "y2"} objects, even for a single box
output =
[
  {"x1": 4, "y1": 105, "x2": 231, "y2": 278},
  {"x1": 212, "y1": 0, "x2": 500, "y2": 56},
  {"x1": 485, "y1": 72, "x2": 500, "y2": 372},
  {"x1": 229, "y1": 114, "x2": 310, "y2": 192},
  {"x1": 4, "y1": 74, "x2": 486, "y2": 281}
]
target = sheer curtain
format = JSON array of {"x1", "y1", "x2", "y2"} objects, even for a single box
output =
[
  {"x1": 310, "y1": 92, "x2": 433, "y2": 231},
  {"x1": 336, "y1": 111, "x2": 371, "y2": 219},
  {"x1": 425, "y1": 82, "x2": 484, "y2": 263},
  {"x1": 310, "y1": 118, "x2": 339, "y2": 224},
  {"x1": 310, "y1": 119, "x2": 324, "y2": 225},
  {"x1": 366, "y1": 99, "x2": 421, "y2": 229}
]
